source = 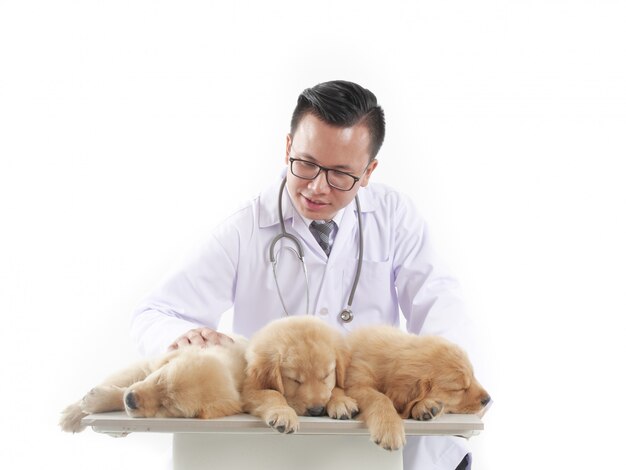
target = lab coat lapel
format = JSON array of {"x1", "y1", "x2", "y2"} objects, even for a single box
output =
[
  {"x1": 327, "y1": 199, "x2": 357, "y2": 266},
  {"x1": 258, "y1": 174, "x2": 287, "y2": 229},
  {"x1": 292, "y1": 211, "x2": 327, "y2": 259},
  {"x1": 328, "y1": 186, "x2": 376, "y2": 265},
  {"x1": 259, "y1": 174, "x2": 375, "y2": 261},
  {"x1": 258, "y1": 174, "x2": 326, "y2": 258}
]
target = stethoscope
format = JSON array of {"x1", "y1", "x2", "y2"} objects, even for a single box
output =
[{"x1": 269, "y1": 177, "x2": 363, "y2": 323}]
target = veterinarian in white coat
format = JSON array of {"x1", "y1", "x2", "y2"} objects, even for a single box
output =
[{"x1": 131, "y1": 80, "x2": 480, "y2": 470}]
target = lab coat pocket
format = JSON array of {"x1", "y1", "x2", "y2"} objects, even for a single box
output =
[
  {"x1": 359, "y1": 258, "x2": 391, "y2": 282},
  {"x1": 341, "y1": 258, "x2": 395, "y2": 331}
]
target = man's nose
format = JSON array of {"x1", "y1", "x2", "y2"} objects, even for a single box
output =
[{"x1": 309, "y1": 170, "x2": 331, "y2": 193}]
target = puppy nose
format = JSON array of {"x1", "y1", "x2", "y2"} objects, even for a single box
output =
[
  {"x1": 481, "y1": 395, "x2": 491, "y2": 406},
  {"x1": 125, "y1": 391, "x2": 138, "y2": 410},
  {"x1": 307, "y1": 406, "x2": 326, "y2": 416}
]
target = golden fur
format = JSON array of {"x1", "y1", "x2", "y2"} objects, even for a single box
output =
[
  {"x1": 59, "y1": 336, "x2": 248, "y2": 433},
  {"x1": 242, "y1": 316, "x2": 358, "y2": 434},
  {"x1": 345, "y1": 326, "x2": 491, "y2": 450}
]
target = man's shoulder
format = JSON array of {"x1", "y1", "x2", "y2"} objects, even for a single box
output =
[
  {"x1": 360, "y1": 181, "x2": 416, "y2": 212},
  {"x1": 364, "y1": 181, "x2": 403, "y2": 198},
  {"x1": 213, "y1": 177, "x2": 281, "y2": 233},
  {"x1": 205, "y1": 195, "x2": 258, "y2": 243}
]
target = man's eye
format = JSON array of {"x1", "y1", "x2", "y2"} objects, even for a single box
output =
[{"x1": 299, "y1": 161, "x2": 317, "y2": 170}]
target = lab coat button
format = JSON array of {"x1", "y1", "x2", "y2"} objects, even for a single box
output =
[{"x1": 319, "y1": 307, "x2": 329, "y2": 316}]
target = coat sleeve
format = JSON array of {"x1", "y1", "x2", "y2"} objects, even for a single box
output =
[
  {"x1": 130, "y1": 209, "x2": 249, "y2": 357},
  {"x1": 392, "y1": 192, "x2": 477, "y2": 352}
]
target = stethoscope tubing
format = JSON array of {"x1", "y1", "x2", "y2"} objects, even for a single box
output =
[
  {"x1": 346, "y1": 193, "x2": 363, "y2": 312},
  {"x1": 269, "y1": 177, "x2": 362, "y2": 322}
]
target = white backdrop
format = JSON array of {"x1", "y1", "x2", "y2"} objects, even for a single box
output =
[{"x1": 1, "y1": 1, "x2": 625, "y2": 468}]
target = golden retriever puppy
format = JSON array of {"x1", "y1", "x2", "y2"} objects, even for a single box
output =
[
  {"x1": 59, "y1": 336, "x2": 248, "y2": 433},
  {"x1": 345, "y1": 326, "x2": 491, "y2": 451},
  {"x1": 242, "y1": 316, "x2": 358, "y2": 434}
]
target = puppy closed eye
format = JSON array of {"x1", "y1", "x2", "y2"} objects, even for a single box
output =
[{"x1": 287, "y1": 377, "x2": 302, "y2": 385}]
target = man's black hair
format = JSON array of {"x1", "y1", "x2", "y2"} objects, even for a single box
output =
[{"x1": 290, "y1": 80, "x2": 386, "y2": 159}]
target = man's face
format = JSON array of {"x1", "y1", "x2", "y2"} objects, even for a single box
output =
[{"x1": 285, "y1": 113, "x2": 378, "y2": 221}]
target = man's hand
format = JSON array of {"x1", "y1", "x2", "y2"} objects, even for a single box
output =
[{"x1": 167, "y1": 328, "x2": 234, "y2": 351}]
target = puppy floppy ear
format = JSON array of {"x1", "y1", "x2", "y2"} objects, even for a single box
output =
[
  {"x1": 246, "y1": 352, "x2": 284, "y2": 394},
  {"x1": 415, "y1": 378, "x2": 432, "y2": 401},
  {"x1": 334, "y1": 342, "x2": 350, "y2": 388},
  {"x1": 400, "y1": 379, "x2": 433, "y2": 418}
]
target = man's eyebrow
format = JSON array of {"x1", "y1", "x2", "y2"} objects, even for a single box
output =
[{"x1": 293, "y1": 152, "x2": 355, "y2": 172}]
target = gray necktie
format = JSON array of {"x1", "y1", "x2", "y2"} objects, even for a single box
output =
[{"x1": 310, "y1": 220, "x2": 336, "y2": 256}]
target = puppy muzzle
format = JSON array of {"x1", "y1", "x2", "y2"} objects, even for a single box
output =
[
  {"x1": 306, "y1": 406, "x2": 326, "y2": 417},
  {"x1": 125, "y1": 391, "x2": 138, "y2": 410}
]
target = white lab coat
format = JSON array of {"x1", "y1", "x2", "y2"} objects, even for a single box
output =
[{"x1": 131, "y1": 173, "x2": 477, "y2": 469}]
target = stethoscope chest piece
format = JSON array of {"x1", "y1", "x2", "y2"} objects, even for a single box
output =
[{"x1": 339, "y1": 309, "x2": 354, "y2": 323}]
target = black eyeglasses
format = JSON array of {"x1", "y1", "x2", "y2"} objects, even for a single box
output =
[{"x1": 289, "y1": 157, "x2": 365, "y2": 191}]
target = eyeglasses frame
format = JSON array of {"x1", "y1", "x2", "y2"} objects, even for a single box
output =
[{"x1": 288, "y1": 157, "x2": 370, "y2": 191}]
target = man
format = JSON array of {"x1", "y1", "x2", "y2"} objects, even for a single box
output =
[{"x1": 131, "y1": 80, "x2": 477, "y2": 469}]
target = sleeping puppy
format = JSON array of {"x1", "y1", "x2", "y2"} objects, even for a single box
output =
[
  {"x1": 242, "y1": 316, "x2": 358, "y2": 434},
  {"x1": 60, "y1": 336, "x2": 248, "y2": 433},
  {"x1": 345, "y1": 326, "x2": 491, "y2": 451}
]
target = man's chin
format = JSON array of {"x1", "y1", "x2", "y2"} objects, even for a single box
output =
[
  {"x1": 296, "y1": 199, "x2": 334, "y2": 220},
  {"x1": 299, "y1": 206, "x2": 335, "y2": 221}
]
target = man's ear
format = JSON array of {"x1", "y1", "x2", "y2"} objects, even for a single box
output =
[
  {"x1": 359, "y1": 159, "x2": 378, "y2": 187},
  {"x1": 285, "y1": 134, "x2": 293, "y2": 165}
]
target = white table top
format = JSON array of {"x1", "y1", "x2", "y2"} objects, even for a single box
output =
[{"x1": 83, "y1": 412, "x2": 483, "y2": 438}]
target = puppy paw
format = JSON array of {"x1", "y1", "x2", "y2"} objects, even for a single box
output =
[
  {"x1": 409, "y1": 399, "x2": 444, "y2": 421},
  {"x1": 327, "y1": 394, "x2": 359, "y2": 420},
  {"x1": 197, "y1": 399, "x2": 242, "y2": 419},
  {"x1": 263, "y1": 406, "x2": 299, "y2": 434},
  {"x1": 59, "y1": 403, "x2": 87, "y2": 433},
  {"x1": 81, "y1": 385, "x2": 125, "y2": 413},
  {"x1": 369, "y1": 414, "x2": 406, "y2": 451}
]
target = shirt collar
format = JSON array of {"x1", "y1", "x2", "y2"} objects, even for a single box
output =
[{"x1": 258, "y1": 169, "x2": 377, "y2": 229}]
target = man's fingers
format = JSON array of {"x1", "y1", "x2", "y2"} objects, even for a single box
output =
[
  {"x1": 167, "y1": 328, "x2": 233, "y2": 351},
  {"x1": 200, "y1": 329, "x2": 233, "y2": 345},
  {"x1": 187, "y1": 331, "x2": 206, "y2": 346}
]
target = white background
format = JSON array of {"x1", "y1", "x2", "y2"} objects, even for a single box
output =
[{"x1": 1, "y1": 1, "x2": 625, "y2": 468}]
